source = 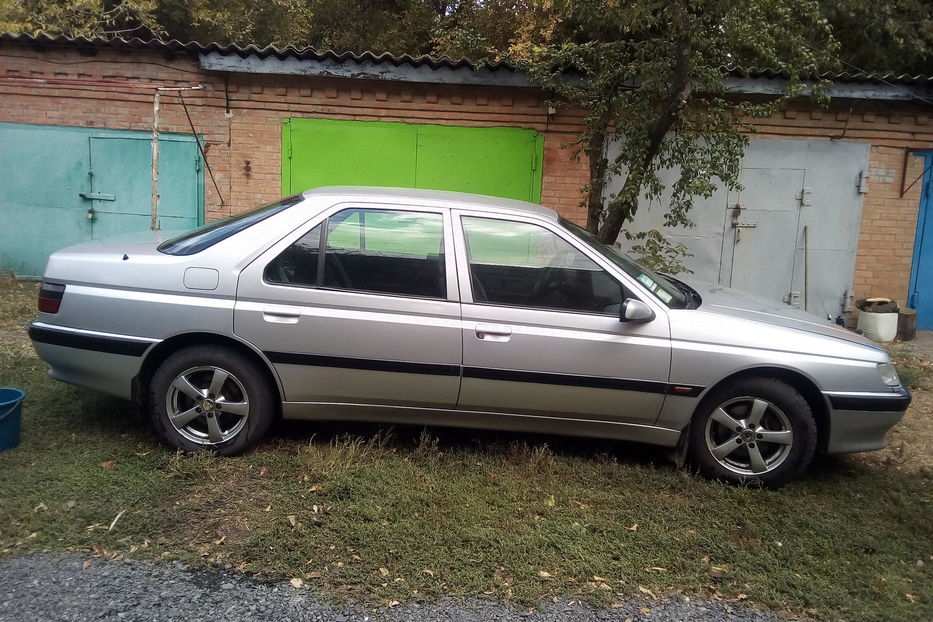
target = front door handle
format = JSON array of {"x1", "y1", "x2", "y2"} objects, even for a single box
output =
[
  {"x1": 475, "y1": 323, "x2": 511, "y2": 342},
  {"x1": 262, "y1": 305, "x2": 301, "y2": 324}
]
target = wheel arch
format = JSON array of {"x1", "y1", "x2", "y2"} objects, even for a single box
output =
[
  {"x1": 132, "y1": 332, "x2": 284, "y2": 415},
  {"x1": 691, "y1": 366, "x2": 830, "y2": 453}
]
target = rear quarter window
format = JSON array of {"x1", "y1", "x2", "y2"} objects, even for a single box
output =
[{"x1": 158, "y1": 195, "x2": 303, "y2": 256}]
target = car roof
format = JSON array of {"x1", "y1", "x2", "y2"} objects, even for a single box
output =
[{"x1": 300, "y1": 186, "x2": 559, "y2": 221}]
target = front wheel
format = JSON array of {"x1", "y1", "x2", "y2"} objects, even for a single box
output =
[
  {"x1": 687, "y1": 378, "x2": 817, "y2": 488},
  {"x1": 148, "y1": 346, "x2": 275, "y2": 455}
]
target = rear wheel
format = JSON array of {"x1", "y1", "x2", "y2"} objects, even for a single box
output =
[
  {"x1": 148, "y1": 346, "x2": 275, "y2": 455},
  {"x1": 688, "y1": 378, "x2": 816, "y2": 488}
]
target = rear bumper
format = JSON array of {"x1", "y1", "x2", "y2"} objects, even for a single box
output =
[
  {"x1": 28, "y1": 322, "x2": 157, "y2": 400},
  {"x1": 824, "y1": 387, "x2": 910, "y2": 454}
]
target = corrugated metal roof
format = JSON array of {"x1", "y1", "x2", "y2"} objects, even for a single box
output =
[
  {"x1": 2, "y1": 32, "x2": 930, "y2": 85},
  {"x1": 0, "y1": 32, "x2": 515, "y2": 73}
]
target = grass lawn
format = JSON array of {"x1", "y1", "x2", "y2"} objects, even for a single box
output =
[{"x1": 0, "y1": 277, "x2": 930, "y2": 621}]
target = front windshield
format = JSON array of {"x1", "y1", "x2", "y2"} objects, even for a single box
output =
[{"x1": 560, "y1": 218, "x2": 688, "y2": 309}]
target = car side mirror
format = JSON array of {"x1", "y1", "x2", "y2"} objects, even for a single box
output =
[{"x1": 620, "y1": 298, "x2": 655, "y2": 322}]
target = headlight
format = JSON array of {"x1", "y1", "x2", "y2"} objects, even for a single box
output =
[{"x1": 877, "y1": 362, "x2": 901, "y2": 387}]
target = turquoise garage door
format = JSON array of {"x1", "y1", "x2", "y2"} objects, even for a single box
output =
[
  {"x1": 0, "y1": 123, "x2": 203, "y2": 278},
  {"x1": 282, "y1": 119, "x2": 544, "y2": 203}
]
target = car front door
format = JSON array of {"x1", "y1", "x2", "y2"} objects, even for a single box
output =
[
  {"x1": 452, "y1": 211, "x2": 671, "y2": 425},
  {"x1": 235, "y1": 203, "x2": 461, "y2": 408}
]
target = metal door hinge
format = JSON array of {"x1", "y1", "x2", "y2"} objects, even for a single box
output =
[
  {"x1": 784, "y1": 291, "x2": 801, "y2": 308},
  {"x1": 796, "y1": 187, "x2": 813, "y2": 206},
  {"x1": 858, "y1": 170, "x2": 870, "y2": 194}
]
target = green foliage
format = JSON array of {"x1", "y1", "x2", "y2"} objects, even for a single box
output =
[
  {"x1": 825, "y1": 0, "x2": 933, "y2": 76},
  {"x1": 0, "y1": 0, "x2": 162, "y2": 38},
  {"x1": 523, "y1": 0, "x2": 838, "y2": 271},
  {"x1": 624, "y1": 229, "x2": 693, "y2": 276}
]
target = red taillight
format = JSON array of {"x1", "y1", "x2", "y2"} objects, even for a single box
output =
[{"x1": 38, "y1": 282, "x2": 65, "y2": 314}]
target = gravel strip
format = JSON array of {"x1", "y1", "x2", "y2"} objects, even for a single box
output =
[{"x1": 0, "y1": 554, "x2": 799, "y2": 622}]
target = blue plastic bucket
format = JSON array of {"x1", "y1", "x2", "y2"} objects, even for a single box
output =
[{"x1": 0, "y1": 388, "x2": 25, "y2": 452}]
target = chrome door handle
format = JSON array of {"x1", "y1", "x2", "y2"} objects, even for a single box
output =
[
  {"x1": 475, "y1": 323, "x2": 511, "y2": 342},
  {"x1": 262, "y1": 305, "x2": 301, "y2": 324}
]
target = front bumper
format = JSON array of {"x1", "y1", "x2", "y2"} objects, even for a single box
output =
[{"x1": 824, "y1": 386, "x2": 911, "y2": 454}]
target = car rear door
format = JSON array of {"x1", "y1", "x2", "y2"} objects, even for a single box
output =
[
  {"x1": 234, "y1": 202, "x2": 461, "y2": 408},
  {"x1": 452, "y1": 210, "x2": 672, "y2": 425}
]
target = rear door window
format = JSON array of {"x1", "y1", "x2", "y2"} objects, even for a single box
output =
[{"x1": 265, "y1": 208, "x2": 446, "y2": 299}]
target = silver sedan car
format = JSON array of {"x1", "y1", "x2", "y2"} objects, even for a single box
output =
[{"x1": 28, "y1": 187, "x2": 909, "y2": 487}]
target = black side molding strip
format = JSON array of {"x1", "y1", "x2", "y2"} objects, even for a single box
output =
[
  {"x1": 265, "y1": 351, "x2": 460, "y2": 377},
  {"x1": 266, "y1": 351, "x2": 704, "y2": 397},
  {"x1": 828, "y1": 390, "x2": 912, "y2": 412},
  {"x1": 28, "y1": 324, "x2": 151, "y2": 357}
]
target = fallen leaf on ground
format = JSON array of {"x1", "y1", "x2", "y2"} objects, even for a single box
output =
[
  {"x1": 100, "y1": 460, "x2": 116, "y2": 469},
  {"x1": 538, "y1": 571, "x2": 553, "y2": 579},
  {"x1": 82, "y1": 561, "x2": 91, "y2": 570},
  {"x1": 638, "y1": 586, "x2": 657, "y2": 599},
  {"x1": 545, "y1": 495, "x2": 556, "y2": 507},
  {"x1": 647, "y1": 566, "x2": 667, "y2": 572},
  {"x1": 707, "y1": 565, "x2": 728, "y2": 578},
  {"x1": 287, "y1": 515, "x2": 298, "y2": 528},
  {"x1": 379, "y1": 567, "x2": 390, "y2": 577},
  {"x1": 289, "y1": 578, "x2": 303, "y2": 588},
  {"x1": 626, "y1": 523, "x2": 638, "y2": 531},
  {"x1": 134, "y1": 451, "x2": 150, "y2": 457},
  {"x1": 259, "y1": 466, "x2": 268, "y2": 477}
]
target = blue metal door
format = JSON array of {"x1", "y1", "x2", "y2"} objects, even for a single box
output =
[
  {"x1": 0, "y1": 123, "x2": 203, "y2": 277},
  {"x1": 908, "y1": 153, "x2": 933, "y2": 328},
  {"x1": 87, "y1": 136, "x2": 202, "y2": 237}
]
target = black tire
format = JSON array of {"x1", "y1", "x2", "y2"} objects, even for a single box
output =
[
  {"x1": 687, "y1": 377, "x2": 817, "y2": 488},
  {"x1": 148, "y1": 345, "x2": 275, "y2": 455}
]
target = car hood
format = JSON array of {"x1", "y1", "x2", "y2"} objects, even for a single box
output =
[{"x1": 680, "y1": 278, "x2": 882, "y2": 351}]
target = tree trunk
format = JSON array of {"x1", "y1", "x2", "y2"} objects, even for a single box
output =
[{"x1": 585, "y1": 126, "x2": 609, "y2": 233}]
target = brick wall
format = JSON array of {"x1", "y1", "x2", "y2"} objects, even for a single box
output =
[{"x1": 1, "y1": 41, "x2": 931, "y2": 307}]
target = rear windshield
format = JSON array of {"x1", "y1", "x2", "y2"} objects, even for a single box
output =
[{"x1": 158, "y1": 195, "x2": 303, "y2": 256}]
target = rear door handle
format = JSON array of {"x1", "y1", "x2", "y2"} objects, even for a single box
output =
[
  {"x1": 262, "y1": 305, "x2": 301, "y2": 324},
  {"x1": 475, "y1": 323, "x2": 511, "y2": 342}
]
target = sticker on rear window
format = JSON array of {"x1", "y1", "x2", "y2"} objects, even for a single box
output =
[{"x1": 656, "y1": 289, "x2": 673, "y2": 303}]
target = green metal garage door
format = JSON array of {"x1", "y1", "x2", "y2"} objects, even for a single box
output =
[
  {"x1": 282, "y1": 119, "x2": 544, "y2": 203},
  {"x1": 0, "y1": 123, "x2": 203, "y2": 278}
]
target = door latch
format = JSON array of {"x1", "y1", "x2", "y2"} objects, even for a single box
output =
[
  {"x1": 731, "y1": 206, "x2": 757, "y2": 243},
  {"x1": 79, "y1": 192, "x2": 115, "y2": 201}
]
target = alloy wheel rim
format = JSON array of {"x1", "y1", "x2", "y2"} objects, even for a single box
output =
[
  {"x1": 704, "y1": 396, "x2": 794, "y2": 475},
  {"x1": 165, "y1": 365, "x2": 250, "y2": 445}
]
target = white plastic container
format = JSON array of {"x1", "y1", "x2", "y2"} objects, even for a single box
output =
[{"x1": 857, "y1": 311, "x2": 899, "y2": 342}]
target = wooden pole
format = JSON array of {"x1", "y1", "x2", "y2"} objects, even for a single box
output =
[{"x1": 150, "y1": 89, "x2": 161, "y2": 231}]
